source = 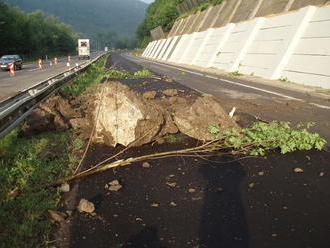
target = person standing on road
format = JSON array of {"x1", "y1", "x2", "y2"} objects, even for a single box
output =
[{"x1": 38, "y1": 58, "x2": 43, "y2": 70}]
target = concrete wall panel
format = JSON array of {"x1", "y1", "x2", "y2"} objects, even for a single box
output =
[
  {"x1": 162, "y1": 36, "x2": 182, "y2": 61},
  {"x1": 148, "y1": 40, "x2": 161, "y2": 58},
  {"x1": 180, "y1": 31, "x2": 208, "y2": 64},
  {"x1": 142, "y1": 43, "x2": 151, "y2": 57},
  {"x1": 169, "y1": 34, "x2": 193, "y2": 63},
  {"x1": 145, "y1": 41, "x2": 156, "y2": 58},
  {"x1": 152, "y1": 39, "x2": 167, "y2": 59},
  {"x1": 282, "y1": 5, "x2": 330, "y2": 88},
  {"x1": 200, "y1": 6, "x2": 219, "y2": 31},
  {"x1": 156, "y1": 38, "x2": 172, "y2": 60},
  {"x1": 212, "y1": 18, "x2": 263, "y2": 71},
  {"x1": 239, "y1": 7, "x2": 314, "y2": 78}
]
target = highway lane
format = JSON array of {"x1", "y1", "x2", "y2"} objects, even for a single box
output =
[
  {"x1": 119, "y1": 53, "x2": 330, "y2": 143},
  {"x1": 0, "y1": 52, "x2": 102, "y2": 101}
]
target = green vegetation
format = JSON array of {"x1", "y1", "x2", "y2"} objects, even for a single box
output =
[
  {"x1": 134, "y1": 69, "x2": 154, "y2": 78},
  {"x1": 0, "y1": 55, "x2": 109, "y2": 247},
  {"x1": 0, "y1": 129, "x2": 83, "y2": 247},
  {"x1": 62, "y1": 56, "x2": 108, "y2": 96},
  {"x1": 279, "y1": 76, "x2": 289, "y2": 82},
  {"x1": 228, "y1": 71, "x2": 244, "y2": 78},
  {"x1": 177, "y1": 71, "x2": 187, "y2": 76},
  {"x1": 0, "y1": 2, "x2": 78, "y2": 59},
  {"x1": 208, "y1": 121, "x2": 326, "y2": 156},
  {"x1": 106, "y1": 67, "x2": 154, "y2": 79}
]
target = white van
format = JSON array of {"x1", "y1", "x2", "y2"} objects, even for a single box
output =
[{"x1": 78, "y1": 39, "x2": 90, "y2": 59}]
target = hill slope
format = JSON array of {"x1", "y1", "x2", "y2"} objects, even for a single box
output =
[{"x1": 4, "y1": 0, "x2": 148, "y2": 38}]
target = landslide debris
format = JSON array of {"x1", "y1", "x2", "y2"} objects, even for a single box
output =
[{"x1": 21, "y1": 76, "x2": 240, "y2": 147}]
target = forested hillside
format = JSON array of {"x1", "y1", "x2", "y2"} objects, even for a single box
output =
[
  {"x1": 0, "y1": 2, "x2": 78, "y2": 58},
  {"x1": 137, "y1": 0, "x2": 222, "y2": 47},
  {"x1": 4, "y1": 0, "x2": 148, "y2": 46}
]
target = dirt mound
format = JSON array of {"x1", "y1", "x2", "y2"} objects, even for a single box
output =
[
  {"x1": 21, "y1": 92, "x2": 90, "y2": 137},
  {"x1": 92, "y1": 80, "x2": 239, "y2": 146}
]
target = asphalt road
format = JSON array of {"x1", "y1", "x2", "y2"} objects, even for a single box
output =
[
  {"x1": 0, "y1": 52, "x2": 102, "y2": 102},
  {"x1": 120, "y1": 53, "x2": 330, "y2": 143}
]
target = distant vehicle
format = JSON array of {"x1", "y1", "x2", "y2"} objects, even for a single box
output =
[
  {"x1": 78, "y1": 39, "x2": 90, "y2": 59},
  {"x1": 0, "y1": 55, "x2": 23, "y2": 71},
  {"x1": 104, "y1": 46, "x2": 108, "y2": 52}
]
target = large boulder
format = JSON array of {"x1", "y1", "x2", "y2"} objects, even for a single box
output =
[
  {"x1": 173, "y1": 96, "x2": 239, "y2": 141},
  {"x1": 93, "y1": 81, "x2": 165, "y2": 147}
]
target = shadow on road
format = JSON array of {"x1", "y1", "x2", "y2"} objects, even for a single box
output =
[{"x1": 198, "y1": 156, "x2": 249, "y2": 248}]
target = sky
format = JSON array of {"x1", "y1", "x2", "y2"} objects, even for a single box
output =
[{"x1": 141, "y1": 0, "x2": 155, "y2": 3}]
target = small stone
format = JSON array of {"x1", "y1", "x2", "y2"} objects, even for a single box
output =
[
  {"x1": 188, "y1": 188, "x2": 196, "y2": 193},
  {"x1": 77, "y1": 199, "x2": 95, "y2": 214},
  {"x1": 294, "y1": 168, "x2": 304, "y2": 173},
  {"x1": 142, "y1": 162, "x2": 151, "y2": 168},
  {"x1": 306, "y1": 155, "x2": 311, "y2": 160},
  {"x1": 110, "y1": 180, "x2": 120, "y2": 186},
  {"x1": 48, "y1": 210, "x2": 66, "y2": 223},
  {"x1": 143, "y1": 91, "x2": 157, "y2": 99},
  {"x1": 217, "y1": 187, "x2": 224, "y2": 192},
  {"x1": 82, "y1": 236, "x2": 86, "y2": 240},
  {"x1": 108, "y1": 185, "x2": 122, "y2": 192},
  {"x1": 166, "y1": 182, "x2": 177, "y2": 188},
  {"x1": 170, "y1": 202, "x2": 177, "y2": 207},
  {"x1": 258, "y1": 172, "x2": 265, "y2": 176},
  {"x1": 66, "y1": 210, "x2": 73, "y2": 217},
  {"x1": 283, "y1": 206, "x2": 288, "y2": 210},
  {"x1": 168, "y1": 174, "x2": 175, "y2": 178},
  {"x1": 151, "y1": 203, "x2": 160, "y2": 207},
  {"x1": 248, "y1": 183, "x2": 255, "y2": 188},
  {"x1": 136, "y1": 217, "x2": 143, "y2": 222},
  {"x1": 60, "y1": 183, "x2": 70, "y2": 193},
  {"x1": 271, "y1": 234, "x2": 278, "y2": 237},
  {"x1": 155, "y1": 137, "x2": 165, "y2": 144},
  {"x1": 163, "y1": 89, "x2": 178, "y2": 97},
  {"x1": 320, "y1": 172, "x2": 325, "y2": 177}
]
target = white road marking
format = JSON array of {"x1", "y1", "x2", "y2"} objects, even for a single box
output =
[{"x1": 127, "y1": 55, "x2": 330, "y2": 110}]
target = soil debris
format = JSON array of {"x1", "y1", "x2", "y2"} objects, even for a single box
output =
[
  {"x1": 294, "y1": 168, "x2": 304, "y2": 173},
  {"x1": 143, "y1": 91, "x2": 157, "y2": 99},
  {"x1": 77, "y1": 199, "x2": 95, "y2": 214},
  {"x1": 48, "y1": 210, "x2": 66, "y2": 223},
  {"x1": 105, "y1": 180, "x2": 123, "y2": 192},
  {"x1": 163, "y1": 89, "x2": 178, "y2": 97},
  {"x1": 142, "y1": 162, "x2": 151, "y2": 168}
]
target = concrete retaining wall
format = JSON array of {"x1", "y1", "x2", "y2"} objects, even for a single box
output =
[{"x1": 142, "y1": 4, "x2": 330, "y2": 89}]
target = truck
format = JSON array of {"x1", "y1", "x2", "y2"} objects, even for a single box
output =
[{"x1": 78, "y1": 39, "x2": 90, "y2": 59}]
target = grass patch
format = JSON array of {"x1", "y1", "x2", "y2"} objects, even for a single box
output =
[
  {"x1": 0, "y1": 128, "x2": 83, "y2": 247},
  {"x1": 106, "y1": 67, "x2": 154, "y2": 79},
  {"x1": 228, "y1": 71, "x2": 243, "y2": 78},
  {"x1": 62, "y1": 55, "x2": 108, "y2": 96}
]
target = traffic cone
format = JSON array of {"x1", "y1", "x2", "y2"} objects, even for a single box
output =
[
  {"x1": 38, "y1": 58, "x2": 43, "y2": 70},
  {"x1": 9, "y1": 63, "x2": 15, "y2": 77}
]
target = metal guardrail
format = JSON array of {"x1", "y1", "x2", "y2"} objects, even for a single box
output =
[{"x1": 0, "y1": 52, "x2": 108, "y2": 139}]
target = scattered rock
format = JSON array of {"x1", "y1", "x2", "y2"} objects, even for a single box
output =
[
  {"x1": 320, "y1": 172, "x2": 325, "y2": 177},
  {"x1": 60, "y1": 183, "x2": 70, "y2": 193},
  {"x1": 217, "y1": 187, "x2": 224, "y2": 192},
  {"x1": 169, "y1": 201, "x2": 177, "y2": 207},
  {"x1": 166, "y1": 182, "x2": 177, "y2": 188},
  {"x1": 142, "y1": 162, "x2": 151, "y2": 168},
  {"x1": 151, "y1": 203, "x2": 160, "y2": 207},
  {"x1": 258, "y1": 171, "x2": 265, "y2": 176},
  {"x1": 294, "y1": 168, "x2": 304, "y2": 173},
  {"x1": 163, "y1": 89, "x2": 178, "y2": 97},
  {"x1": 105, "y1": 180, "x2": 123, "y2": 192},
  {"x1": 271, "y1": 234, "x2": 278, "y2": 238},
  {"x1": 188, "y1": 188, "x2": 196, "y2": 193},
  {"x1": 173, "y1": 96, "x2": 239, "y2": 141},
  {"x1": 155, "y1": 137, "x2": 165, "y2": 144},
  {"x1": 248, "y1": 183, "x2": 255, "y2": 188},
  {"x1": 66, "y1": 210, "x2": 73, "y2": 217},
  {"x1": 136, "y1": 217, "x2": 143, "y2": 222},
  {"x1": 77, "y1": 199, "x2": 95, "y2": 214},
  {"x1": 48, "y1": 210, "x2": 66, "y2": 223},
  {"x1": 93, "y1": 81, "x2": 164, "y2": 147},
  {"x1": 306, "y1": 155, "x2": 311, "y2": 160},
  {"x1": 143, "y1": 91, "x2": 157, "y2": 99}
]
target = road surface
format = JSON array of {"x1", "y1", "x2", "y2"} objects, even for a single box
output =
[{"x1": 0, "y1": 52, "x2": 102, "y2": 102}]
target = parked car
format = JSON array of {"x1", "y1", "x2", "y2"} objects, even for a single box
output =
[{"x1": 0, "y1": 55, "x2": 23, "y2": 71}]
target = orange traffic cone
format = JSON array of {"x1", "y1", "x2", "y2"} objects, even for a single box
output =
[{"x1": 9, "y1": 63, "x2": 15, "y2": 77}]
